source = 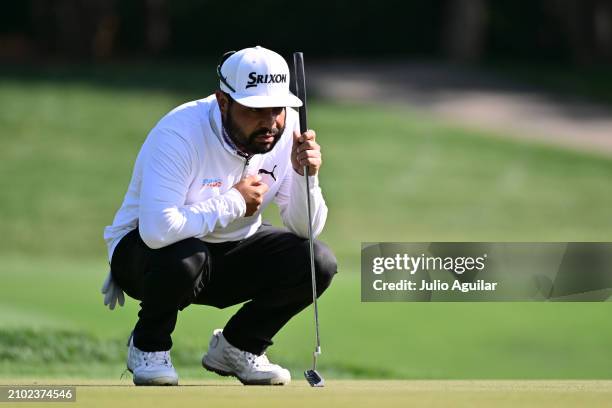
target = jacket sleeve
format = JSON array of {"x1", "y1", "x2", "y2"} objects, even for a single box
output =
[
  {"x1": 273, "y1": 167, "x2": 328, "y2": 239},
  {"x1": 138, "y1": 127, "x2": 246, "y2": 249}
]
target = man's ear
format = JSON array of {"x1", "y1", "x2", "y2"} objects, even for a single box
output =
[{"x1": 215, "y1": 91, "x2": 229, "y2": 116}]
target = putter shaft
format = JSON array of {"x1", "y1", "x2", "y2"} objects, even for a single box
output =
[
  {"x1": 305, "y1": 164, "x2": 321, "y2": 370},
  {"x1": 294, "y1": 51, "x2": 325, "y2": 387}
]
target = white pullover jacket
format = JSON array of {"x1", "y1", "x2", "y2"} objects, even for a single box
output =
[{"x1": 103, "y1": 95, "x2": 328, "y2": 261}]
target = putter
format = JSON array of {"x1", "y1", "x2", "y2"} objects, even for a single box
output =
[{"x1": 293, "y1": 52, "x2": 324, "y2": 388}]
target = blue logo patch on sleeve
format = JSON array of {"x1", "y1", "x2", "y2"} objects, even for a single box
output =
[{"x1": 202, "y1": 177, "x2": 222, "y2": 187}]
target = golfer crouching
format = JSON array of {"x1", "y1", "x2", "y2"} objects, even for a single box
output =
[{"x1": 101, "y1": 46, "x2": 337, "y2": 386}]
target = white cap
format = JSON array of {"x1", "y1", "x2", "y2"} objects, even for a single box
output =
[{"x1": 217, "y1": 46, "x2": 303, "y2": 108}]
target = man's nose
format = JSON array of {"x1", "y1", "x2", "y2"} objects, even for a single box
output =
[{"x1": 260, "y1": 109, "x2": 280, "y2": 128}]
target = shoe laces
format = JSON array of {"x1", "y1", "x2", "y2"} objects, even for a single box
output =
[
  {"x1": 139, "y1": 350, "x2": 172, "y2": 368},
  {"x1": 243, "y1": 351, "x2": 270, "y2": 369}
]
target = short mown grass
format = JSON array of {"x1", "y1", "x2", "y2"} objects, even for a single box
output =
[{"x1": 1, "y1": 65, "x2": 612, "y2": 379}]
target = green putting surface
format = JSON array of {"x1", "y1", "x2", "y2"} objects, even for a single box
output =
[{"x1": 1, "y1": 380, "x2": 611, "y2": 408}]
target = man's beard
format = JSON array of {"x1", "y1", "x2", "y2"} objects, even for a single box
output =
[{"x1": 222, "y1": 108, "x2": 285, "y2": 155}]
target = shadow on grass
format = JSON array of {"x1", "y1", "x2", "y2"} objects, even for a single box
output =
[
  {"x1": 0, "y1": 62, "x2": 219, "y2": 99},
  {"x1": 0, "y1": 328, "x2": 394, "y2": 379}
]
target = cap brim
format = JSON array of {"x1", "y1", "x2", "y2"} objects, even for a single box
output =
[{"x1": 231, "y1": 92, "x2": 303, "y2": 108}]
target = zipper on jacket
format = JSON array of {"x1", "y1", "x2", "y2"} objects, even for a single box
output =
[{"x1": 241, "y1": 155, "x2": 253, "y2": 179}]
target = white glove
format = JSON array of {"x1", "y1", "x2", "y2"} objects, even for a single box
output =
[{"x1": 101, "y1": 271, "x2": 125, "y2": 310}]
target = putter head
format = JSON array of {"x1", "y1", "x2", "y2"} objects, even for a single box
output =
[{"x1": 304, "y1": 369, "x2": 324, "y2": 387}]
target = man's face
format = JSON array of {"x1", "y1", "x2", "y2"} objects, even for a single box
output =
[{"x1": 217, "y1": 92, "x2": 286, "y2": 155}]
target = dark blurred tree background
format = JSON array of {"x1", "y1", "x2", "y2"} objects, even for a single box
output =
[{"x1": 0, "y1": 0, "x2": 611, "y2": 65}]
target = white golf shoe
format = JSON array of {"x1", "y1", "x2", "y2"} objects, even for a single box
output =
[
  {"x1": 126, "y1": 333, "x2": 178, "y2": 386},
  {"x1": 202, "y1": 329, "x2": 291, "y2": 385}
]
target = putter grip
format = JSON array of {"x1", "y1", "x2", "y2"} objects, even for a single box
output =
[{"x1": 293, "y1": 52, "x2": 308, "y2": 133}]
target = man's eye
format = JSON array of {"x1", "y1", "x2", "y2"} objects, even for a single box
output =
[{"x1": 247, "y1": 107, "x2": 284, "y2": 115}]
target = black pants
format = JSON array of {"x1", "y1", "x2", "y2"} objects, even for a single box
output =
[{"x1": 110, "y1": 223, "x2": 337, "y2": 354}]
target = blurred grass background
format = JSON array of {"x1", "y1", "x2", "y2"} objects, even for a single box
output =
[{"x1": 1, "y1": 64, "x2": 612, "y2": 379}]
